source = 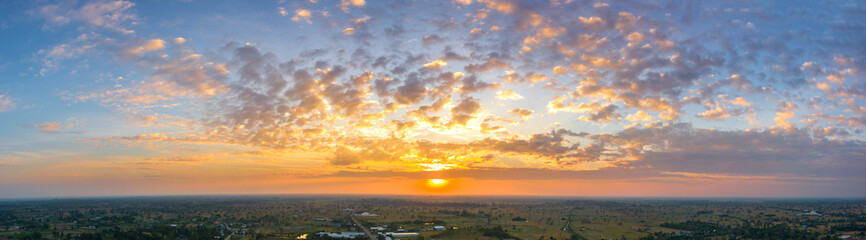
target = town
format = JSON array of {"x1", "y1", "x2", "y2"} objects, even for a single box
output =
[{"x1": 1, "y1": 196, "x2": 864, "y2": 240}]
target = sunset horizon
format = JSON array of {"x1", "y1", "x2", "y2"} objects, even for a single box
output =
[{"x1": 1, "y1": 0, "x2": 865, "y2": 200}]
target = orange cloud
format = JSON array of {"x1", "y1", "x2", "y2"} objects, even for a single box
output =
[
  {"x1": 291, "y1": 9, "x2": 312, "y2": 22},
  {"x1": 495, "y1": 90, "x2": 523, "y2": 100},
  {"x1": 423, "y1": 59, "x2": 448, "y2": 70}
]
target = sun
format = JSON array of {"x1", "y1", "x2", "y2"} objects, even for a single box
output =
[{"x1": 426, "y1": 178, "x2": 449, "y2": 188}]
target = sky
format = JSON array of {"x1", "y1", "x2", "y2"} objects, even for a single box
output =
[{"x1": 0, "y1": 0, "x2": 865, "y2": 198}]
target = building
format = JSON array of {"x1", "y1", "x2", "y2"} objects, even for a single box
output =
[
  {"x1": 796, "y1": 210, "x2": 822, "y2": 216},
  {"x1": 355, "y1": 212, "x2": 378, "y2": 216},
  {"x1": 384, "y1": 232, "x2": 421, "y2": 238},
  {"x1": 316, "y1": 232, "x2": 366, "y2": 239}
]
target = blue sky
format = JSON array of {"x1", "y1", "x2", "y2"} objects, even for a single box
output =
[{"x1": 0, "y1": 0, "x2": 864, "y2": 198}]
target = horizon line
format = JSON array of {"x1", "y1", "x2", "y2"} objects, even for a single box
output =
[{"x1": 3, "y1": 193, "x2": 865, "y2": 201}]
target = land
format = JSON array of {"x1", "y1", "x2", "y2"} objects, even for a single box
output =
[{"x1": 0, "y1": 195, "x2": 864, "y2": 240}]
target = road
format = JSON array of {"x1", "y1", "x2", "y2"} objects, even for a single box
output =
[
  {"x1": 223, "y1": 223, "x2": 232, "y2": 240},
  {"x1": 350, "y1": 214, "x2": 378, "y2": 240}
]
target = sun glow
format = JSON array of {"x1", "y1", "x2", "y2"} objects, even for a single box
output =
[
  {"x1": 420, "y1": 163, "x2": 455, "y2": 171},
  {"x1": 426, "y1": 178, "x2": 449, "y2": 188}
]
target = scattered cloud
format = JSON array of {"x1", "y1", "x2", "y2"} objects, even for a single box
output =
[
  {"x1": 6, "y1": 0, "x2": 866, "y2": 196},
  {"x1": 173, "y1": 37, "x2": 186, "y2": 44},
  {"x1": 495, "y1": 90, "x2": 523, "y2": 100},
  {"x1": 36, "y1": 1, "x2": 137, "y2": 33},
  {"x1": 125, "y1": 39, "x2": 165, "y2": 55},
  {"x1": 291, "y1": 9, "x2": 312, "y2": 23},
  {"x1": 423, "y1": 59, "x2": 448, "y2": 70},
  {"x1": 338, "y1": 0, "x2": 365, "y2": 12},
  {"x1": 27, "y1": 120, "x2": 77, "y2": 134},
  {"x1": 0, "y1": 94, "x2": 13, "y2": 112}
]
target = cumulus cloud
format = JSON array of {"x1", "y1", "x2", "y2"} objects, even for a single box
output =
[
  {"x1": 696, "y1": 107, "x2": 731, "y2": 121},
  {"x1": 75, "y1": 40, "x2": 228, "y2": 108},
  {"x1": 463, "y1": 55, "x2": 512, "y2": 73},
  {"x1": 619, "y1": 124, "x2": 866, "y2": 179},
  {"x1": 330, "y1": 147, "x2": 362, "y2": 166},
  {"x1": 423, "y1": 59, "x2": 448, "y2": 70},
  {"x1": 729, "y1": 96, "x2": 752, "y2": 107},
  {"x1": 774, "y1": 101, "x2": 797, "y2": 130},
  {"x1": 36, "y1": 1, "x2": 137, "y2": 33},
  {"x1": 579, "y1": 16, "x2": 604, "y2": 28},
  {"x1": 577, "y1": 104, "x2": 621, "y2": 122},
  {"x1": 0, "y1": 94, "x2": 14, "y2": 112},
  {"x1": 351, "y1": 16, "x2": 371, "y2": 26},
  {"x1": 552, "y1": 66, "x2": 567, "y2": 75},
  {"x1": 125, "y1": 39, "x2": 165, "y2": 55},
  {"x1": 508, "y1": 108, "x2": 533, "y2": 121},
  {"x1": 495, "y1": 90, "x2": 523, "y2": 100},
  {"x1": 30, "y1": 122, "x2": 64, "y2": 134},
  {"x1": 35, "y1": 34, "x2": 98, "y2": 74},
  {"x1": 291, "y1": 9, "x2": 312, "y2": 23},
  {"x1": 422, "y1": 35, "x2": 444, "y2": 46},
  {"x1": 450, "y1": 97, "x2": 482, "y2": 126},
  {"x1": 453, "y1": 0, "x2": 473, "y2": 6},
  {"x1": 338, "y1": 0, "x2": 365, "y2": 12},
  {"x1": 48, "y1": 0, "x2": 866, "y2": 194},
  {"x1": 27, "y1": 121, "x2": 77, "y2": 134},
  {"x1": 625, "y1": 110, "x2": 652, "y2": 122},
  {"x1": 547, "y1": 98, "x2": 623, "y2": 123},
  {"x1": 124, "y1": 113, "x2": 190, "y2": 127}
]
